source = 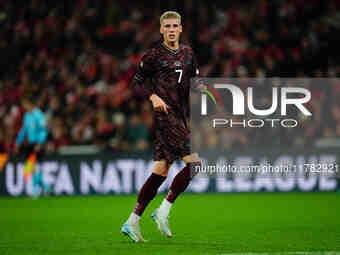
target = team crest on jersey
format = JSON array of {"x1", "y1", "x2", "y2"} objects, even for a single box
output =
[{"x1": 174, "y1": 61, "x2": 181, "y2": 67}]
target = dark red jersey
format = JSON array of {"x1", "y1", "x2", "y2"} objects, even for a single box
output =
[
  {"x1": 130, "y1": 42, "x2": 199, "y2": 162},
  {"x1": 131, "y1": 42, "x2": 199, "y2": 121}
]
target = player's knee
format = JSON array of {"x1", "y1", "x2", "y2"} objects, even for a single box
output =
[
  {"x1": 152, "y1": 162, "x2": 169, "y2": 177},
  {"x1": 152, "y1": 167, "x2": 169, "y2": 177},
  {"x1": 183, "y1": 153, "x2": 200, "y2": 164}
]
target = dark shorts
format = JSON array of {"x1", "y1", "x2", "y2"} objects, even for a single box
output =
[
  {"x1": 20, "y1": 144, "x2": 46, "y2": 161},
  {"x1": 153, "y1": 112, "x2": 191, "y2": 163}
]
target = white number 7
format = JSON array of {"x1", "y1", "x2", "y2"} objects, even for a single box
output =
[{"x1": 175, "y1": 69, "x2": 183, "y2": 83}]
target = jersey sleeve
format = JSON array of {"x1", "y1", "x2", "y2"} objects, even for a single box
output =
[
  {"x1": 36, "y1": 111, "x2": 48, "y2": 144},
  {"x1": 129, "y1": 52, "x2": 155, "y2": 99}
]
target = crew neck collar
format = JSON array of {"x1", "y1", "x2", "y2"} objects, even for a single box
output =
[{"x1": 161, "y1": 43, "x2": 181, "y2": 54}]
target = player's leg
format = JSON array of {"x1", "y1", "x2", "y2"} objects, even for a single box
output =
[
  {"x1": 34, "y1": 168, "x2": 50, "y2": 196},
  {"x1": 35, "y1": 146, "x2": 50, "y2": 194},
  {"x1": 32, "y1": 170, "x2": 41, "y2": 198},
  {"x1": 121, "y1": 160, "x2": 171, "y2": 242},
  {"x1": 166, "y1": 153, "x2": 201, "y2": 203},
  {"x1": 152, "y1": 153, "x2": 201, "y2": 237}
]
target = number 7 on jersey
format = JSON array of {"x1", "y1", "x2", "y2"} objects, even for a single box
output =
[{"x1": 175, "y1": 69, "x2": 183, "y2": 83}]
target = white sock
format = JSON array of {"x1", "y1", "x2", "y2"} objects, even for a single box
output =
[
  {"x1": 159, "y1": 199, "x2": 173, "y2": 217},
  {"x1": 127, "y1": 212, "x2": 140, "y2": 225}
]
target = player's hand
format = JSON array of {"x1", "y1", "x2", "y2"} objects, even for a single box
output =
[
  {"x1": 13, "y1": 145, "x2": 19, "y2": 154},
  {"x1": 149, "y1": 94, "x2": 170, "y2": 114},
  {"x1": 34, "y1": 144, "x2": 41, "y2": 153}
]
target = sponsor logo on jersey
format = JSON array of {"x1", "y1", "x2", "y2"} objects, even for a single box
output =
[{"x1": 174, "y1": 61, "x2": 181, "y2": 67}]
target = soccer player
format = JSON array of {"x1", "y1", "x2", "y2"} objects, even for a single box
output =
[
  {"x1": 121, "y1": 11, "x2": 201, "y2": 242},
  {"x1": 15, "y1": 96, "x2": 50, "y2": 197}
]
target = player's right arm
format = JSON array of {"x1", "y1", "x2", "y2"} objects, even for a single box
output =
[
  {"x1": 130, "y1": 51, "x2": 169, "y2": 114},
  {"x1": 130, "y1": 52, "x2": 155, "y2": 99}
]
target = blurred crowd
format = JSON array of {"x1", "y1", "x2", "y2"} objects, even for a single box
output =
[{"x1": 0, "y1": 0, "x2": 339, "y2": 153}]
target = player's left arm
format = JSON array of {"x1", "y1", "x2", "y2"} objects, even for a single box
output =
[{"x1": 36, "y1": 111, "x2": 48, "y2": 145}]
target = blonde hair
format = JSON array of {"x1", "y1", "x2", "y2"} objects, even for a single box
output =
[{"x1": 160, "y1": 11, "x2": 181, "y2": 25}]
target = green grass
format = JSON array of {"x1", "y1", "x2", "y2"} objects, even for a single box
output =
[{"x1": 0, "y1": 193, "x2": 340, "y2": 255}]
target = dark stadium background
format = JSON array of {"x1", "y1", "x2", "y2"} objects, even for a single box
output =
[
  {"x1": 1, "y1": 0, "x2": 340, "y2": 153},
  {"x1": 0, "y1": 1, "x2": 340, "y2": 254}
]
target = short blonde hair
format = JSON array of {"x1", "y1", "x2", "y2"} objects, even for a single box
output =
[{"x1": 160, "y1": 11, "x2": 181, "y2": 25}]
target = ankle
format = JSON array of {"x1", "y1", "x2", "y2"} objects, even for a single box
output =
[
  {"x1": 127, "y1": 212, "x2": 140, "y2": 224},
  {"x1": 159, "y1": 198, "x2": 173, "y2": 217}
]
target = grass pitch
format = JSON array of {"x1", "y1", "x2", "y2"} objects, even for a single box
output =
[{"x1": 0, "y1": 192, "x2": 340, "y2": 255}]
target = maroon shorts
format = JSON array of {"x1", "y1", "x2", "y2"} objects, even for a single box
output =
[{"x1": 153, "y1": 112, "x2": 190, "y2": 163}]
